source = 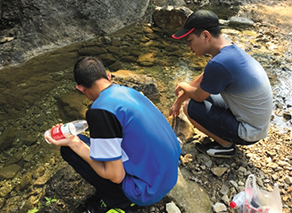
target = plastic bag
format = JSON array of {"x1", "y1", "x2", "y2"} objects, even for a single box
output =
[{"x1": 241, "y1": 174, "x2": 282, "y2": 213}]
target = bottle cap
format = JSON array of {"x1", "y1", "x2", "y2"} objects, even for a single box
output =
[{"x1": 230, "y1": 201, "x2": 236, "y2": 208}]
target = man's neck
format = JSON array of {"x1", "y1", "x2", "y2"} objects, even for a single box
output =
[
  {"x1": 209, "y1": 35, "x2": 232, "y2": 57},
  {"x1": 89, "y1": 79, "x2": 112, "y2": 100}
]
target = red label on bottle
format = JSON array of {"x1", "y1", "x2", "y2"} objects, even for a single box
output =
[{"x1": 51, "y1": 125, "x2": 66, "y2": 140}]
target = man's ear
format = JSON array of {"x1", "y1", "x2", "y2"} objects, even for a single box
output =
[
  {"x1": 107, "y1": 73, "x2": 112, "y2": 81},
  {"x1": 202, "y1": 30, "x2": 211, "y2": 41},
  {"x1": 75, "y1": 84, "x2": 85, "y2": 93}
]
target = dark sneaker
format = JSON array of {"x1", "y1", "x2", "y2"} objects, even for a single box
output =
[
  {"x1": 196, "y1": 141, "x2": 235, "y2": 158},
  {"x1": 87, "y1": 199, "x2": 137, "y2": 213}
]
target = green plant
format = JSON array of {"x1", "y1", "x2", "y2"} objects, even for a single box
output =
[
  {"x1": 148, "y1": 4, "x2": 155, "y2": 9},
  {"x1": 27, "y1": 202, "x2": 41, "y2": 213},
  {"x1": 27, "y1": 208, "x2": 39, "y2": 213},
  {"x1": 75, "y1": 199, "x2": 84, "y2": 208},
  {"x1": 45, "y1": 195, "x2": 58, "y2": 206}
]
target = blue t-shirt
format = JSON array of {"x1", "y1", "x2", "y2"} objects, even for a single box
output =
[
  {"x1": 200, "y1": 44, "x2": 273, "y2": 141},
  {"x1": 86, "y1": 84, "x2": 181, "y2": 206}
]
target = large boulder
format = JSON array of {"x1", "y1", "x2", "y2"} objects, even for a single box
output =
[{"x1": 0, "y1": 0, "x2": 150, "y2": 68}]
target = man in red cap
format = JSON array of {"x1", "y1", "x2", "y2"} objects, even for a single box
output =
[{"x1": 170, "y1": 10, "x2": 273, "y2": 158}]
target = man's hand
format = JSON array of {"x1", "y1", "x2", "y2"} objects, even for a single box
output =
[
  {"x1": 45, "y1": 132, "x2": 82, "y2": 148},
  {"x1": 174, "y1": 82, "x2": 189, "y2": 96},
  {"x1": 169, "y1": 101, "x2": 182, "y2": 118}
]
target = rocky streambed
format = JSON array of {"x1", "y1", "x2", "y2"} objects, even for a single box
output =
[{"x1": 0, "y1": 2, "x2": 292, "y2": 213}]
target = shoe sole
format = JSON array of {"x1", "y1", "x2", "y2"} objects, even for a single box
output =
[{"x1": 197, "y1": 145, "x2": 235, "y2": 158}]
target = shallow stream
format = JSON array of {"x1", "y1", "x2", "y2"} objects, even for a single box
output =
[{"x1": 0, "y1": 19, "x2": 291, "y2": 212}]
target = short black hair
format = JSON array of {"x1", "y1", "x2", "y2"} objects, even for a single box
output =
[
  {"x1": 192, "y1": 26, "x2": 221, "y2": 38},
  {"x1": 73, "y1": 57, "x2": 108, "y2": 88}
]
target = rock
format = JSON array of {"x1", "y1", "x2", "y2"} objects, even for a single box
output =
[
  {"x1": 34, "y1": 170, "x2": 52, "y2": 186},
  {"x1": 219, "y1": 183, "x2": 229, "y2": 195},
  {"x1": 110, "y1": 70, "x2": 160, "y2": 101},
  {"x1": 0, "y1": 164, "x2": 21, "y2": 179},
  {"x1": 0, "y1": 127, "x2": 16, "y2": 151},
  {"x1": 0, "y1": 0, "x2": 150, "y2": 68},
  {"x1": 211, "y1": 167, "x2": 227, "y2": 177},
  {"x1": 283, "y1": 110, "x2": 292, "y2": 120},
  {"x1": 284, "y1": 176, "x2": 292, "y2": 185},
  {"x1": 137, "y1": 53, "x2": 155, "y2": 64},
  {"x1": 4, "y1": 149, "x2": 23, "y2": 166},
  {"x1": 33, "y1": 113, "x2": 47, "y2": 126},
  {"x1": 79, "y1": 47, "x2": 107, "y2": 56},
  {"x1": 212, "y1": 202, "x2": 227, "y2": 212},
  {"x1": 197, "y1": 154, "x2": 213, "y2": 168},
  {"x1": 172, "y1": 115, "x2": 195, "y2": 142},
  {"x1": 166, "y1": 201, "x2": 181, "y2": 213},
  {"x1": 152, "y1": 6, "x2": 193, "y2": 35},
  {"x1": 229, "y1": 17, "x2": 254, "y2": 27},
  {"x1": 168, "y1": 167, "x2": 212, "y2": 213},
  {"x1": 0, "y1": 185, "x2": 13, "y2": 198},
  {"x1": 19, "y1": 173, "x2": 33, "y2": 191},
  {"x1": 58, "y1": 91, "x2": 91, "y2": 121},
  {"x1": 22, "y1": 135, "x2": 38, "y2": 146},
  {"x1": 0, "y1": 37, "x2": 14, "y2": 44}
]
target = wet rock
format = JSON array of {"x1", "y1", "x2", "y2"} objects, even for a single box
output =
[
  {"x1": 22, "y1": 134, "x2": 38, "y2": 146},
  {"x1": 34, "y1": 170, "x2": 51, "y2": 186},
  {"x1": 111, "y1": 70, "x2": 160, "y2": 101},
  {"x1": 108, "y1": 61, "x2": 124, "y2": 71},
  {"x1": 4, "y1": 148, "x2": 23, "y2": 166},
  {"x1": 152, "y1": 6, "x2": 193, "y2": 35},
  {"x1": 98, "y1": 53, "x2": 117, "y2": 67},
  {"x1": 137, "y1": 53, "x2": 155, "y2": 65},
  {"x1": 79, "y1": 47, "x2": 108, "y2": 56},
  {"x1": 120, "y1": 56, "x2": 137, "y2": 63},
  {"x1": 107, "y1": 46, "x2": 121, "y2": 56},
  {"x1": 0, "y1": 0, "x2": 150, "y2": 68},
  {"x1": 0, "y1": 127, "x2": 16, "y2": 151},
  {"x1": 19, "y1": 172, "x2": 33, "y2": 191},
  {"x1": 58, "y1": 91, "x2": 91, "y2": 121},
  {"x1": 0, "y1": 164, "x2": 21, "y2": 179},
  {"x1": 0, "y1": 185, "x2": 13, "y2": 198},
  {"x1": 33, "y1": 114, "x2": 47, "y2": 126}
]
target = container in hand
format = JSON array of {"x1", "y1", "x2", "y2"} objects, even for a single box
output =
[{"x1": 44, "y1": 120, "x2": 88, "y2": 144}]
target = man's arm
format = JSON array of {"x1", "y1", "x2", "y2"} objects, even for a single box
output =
[
  {"x1": 175, "y1": 72, "x2": 205, "y2": 103},
  {"x1": 45, "y1": 135, "x2": 126, "y2": 184},
  {"x1": 169, "y1": 72, "x2": 209, "y2": 117},
  {"x1": 175, "y1": 82, "x2": 210, "y2": 102}
]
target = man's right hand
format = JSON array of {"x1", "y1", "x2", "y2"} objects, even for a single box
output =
[{"x1": 169, "y1": 101, "x2": 182, "y2": 118}]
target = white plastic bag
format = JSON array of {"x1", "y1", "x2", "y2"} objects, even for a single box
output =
[{"x1": 241, "y1": 174, "x2": 282, "y2": 213}]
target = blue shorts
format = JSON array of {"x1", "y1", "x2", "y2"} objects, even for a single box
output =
[{"x1": 187, "y1": 94, "x2": 257, "y2": 145}]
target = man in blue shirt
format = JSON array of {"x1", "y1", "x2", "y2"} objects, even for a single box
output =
[
  {"x1": 45, "y1": 57, "x2": 181, "y2": 213},
  {"x1": 170, "y1": 10, "x2": 273, "y2": 158}
]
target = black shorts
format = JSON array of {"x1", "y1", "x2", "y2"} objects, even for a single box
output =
[{"x1": 187, "y1": 94, "x2": 257, "y2": 145}]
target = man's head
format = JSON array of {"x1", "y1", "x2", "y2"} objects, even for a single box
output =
[
  {"x1": 74, "y1": 56, "x2": 108, "y2": 88},
  {"x1": 172, "y1": 10, "x2": 220, "y2": 39}
]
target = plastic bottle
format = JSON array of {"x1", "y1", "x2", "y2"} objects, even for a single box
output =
[
  {"x1": 44, "y1": 120, "x2": 88, "y2": 144},
  {"x1": 230, "y1": 191, "x2": 245, "y2": 209}
]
